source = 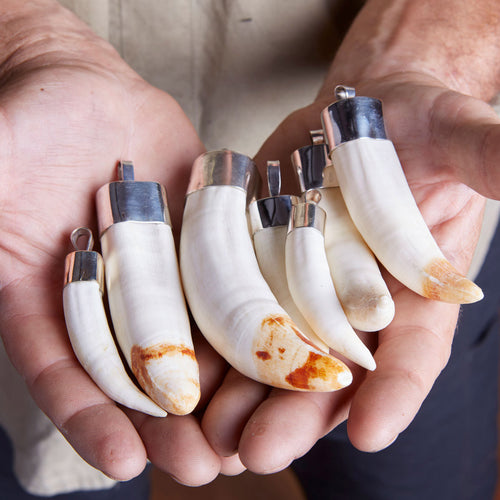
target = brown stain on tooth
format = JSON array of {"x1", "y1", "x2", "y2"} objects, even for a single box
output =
[
  {"x1": 253, "y1": 314, "x2": 351, "y2": 391},
  {"x1": 256, "y1": 350, "x2": 272, "y2": 360},
  {"x1": 422, "y1": 258, "x2": 483, "y2": 304},
  {"x1": 131, "y1": 343, "x2": 200, "y2": 415},
  {"x1": 285, "y1": 352, "x2": 340, "y2": 390}
]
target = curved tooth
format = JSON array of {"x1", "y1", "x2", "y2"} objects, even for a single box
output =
[
  {"x1": 252, "y1": 225, "x2": 330, "y2": 352},
  {"x1": 318, "y1": 185, "x2": 395, "y2": 331},
  {"x1": 330, "y1": 137, "x2": 483, "y2": 303},
  {"x1": 63, "y1": 228, "x2": 166, "y2": 417},
  {"x1": 292, "y1": 133, "x2": 394, "y2": 331},
  {"x1": 180, "y1": 151, "x2": 352, "y2": 392},
  {"x1": 285, "y1": 199, "x2": 376, "y2": 371},
  {"x1": 97, "y1": 164, "x2": 200, "y2": 415},
  {"x1": 99, "y1": 222, "x2": 200, "y2": 415},
  {"x1": 322, "y1": 90, "x2": 482, "y2": 304}
]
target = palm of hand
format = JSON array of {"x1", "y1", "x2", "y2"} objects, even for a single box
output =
[
  {"x1": 0, "y1": 59, "x2": 213, "y2": 481},
  {"x1": 199, "y1": 74, "x2": 491, "y2": 474}
]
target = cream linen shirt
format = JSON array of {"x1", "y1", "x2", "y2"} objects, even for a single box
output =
[{"x1": 0, "y1": 0, "x2": 498, "y2": 495}]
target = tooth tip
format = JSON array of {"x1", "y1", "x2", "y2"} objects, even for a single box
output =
[
  {"x1": 344, "y1": 293, "x2": 395, "y2": 331},
  {"x1": 130, "y1": 342, "x2": 200, "y2": 415},
  {"x1": 423, "y1": 259, "x2": 484, "y2": 304},
  {"x1": 254, "y1": 314, "x2": 352, "y2": 391}
]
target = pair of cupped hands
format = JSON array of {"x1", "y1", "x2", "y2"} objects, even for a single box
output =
[{"x1": 0, "y1": 4, "x2": 498, "y2": 486}]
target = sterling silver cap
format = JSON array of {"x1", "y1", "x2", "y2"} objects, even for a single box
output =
[
  {"x1": 292, "y1": 130, "x2": 336, "y2": 191},
  {"x1": 96, "y1": 161, "x2": 171, "y2": 235},
  {"x1": 288, "y1": 190, "x2": 326, "y2": 234},
  {"x1": 64, "y1": 227, "x2": 105, "y2": 293},
  {"x1": 249, "y1": 160, "x2": 299, "y2": 233},
  {"x1": 186, "y1": 149, "x2": 261, "y2": 205},
  {"x1": 321, "y1": 85, "x2": 387, "y2": 149}
]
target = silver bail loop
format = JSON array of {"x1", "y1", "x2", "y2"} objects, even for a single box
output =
[
  {"x1": 267, "y1": 160, "x2": 281, "y2": 197},
  {"x1": 334, "y1": 85, "x2": 356, "y2": 100}
]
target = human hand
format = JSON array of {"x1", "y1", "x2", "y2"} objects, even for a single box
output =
[
  {"x1": 200, "y1": 0, "x2": 500, "y2": 475},
  {"x1": 0, "y1": 0, "x2": 226, "y2": 484}
]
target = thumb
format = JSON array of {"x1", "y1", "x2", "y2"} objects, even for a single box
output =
[
  {"x1": 423, "y1": 89, "x2": 500, "y2": 199},
  {"x1": 253, "y1": 101, "x2": 330, "y2": 195}
]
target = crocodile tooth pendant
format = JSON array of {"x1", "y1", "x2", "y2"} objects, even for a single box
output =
[
  {"x1": 180, "y1": 150, "x2": 352, "y2": 392},
  {"x1": 63, "y1": 227, "x2": 167, "y2": 417},
  {"x1": 321, "y1": 85, "x2": 483, "y2": 304},
  {"x1": 292, "y1": 130, "x2": 394, "y2": 331},
  {"x1": 96, "y1": 162, "x2": 200, "y2": 415}
]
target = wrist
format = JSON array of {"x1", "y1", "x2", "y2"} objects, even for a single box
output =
[
  {"x1": 0, "y1": 0, "x2": 128, "y2": 83},
  {"x1": 319, "y1": 0, "x2": 500, "y2": 101}
]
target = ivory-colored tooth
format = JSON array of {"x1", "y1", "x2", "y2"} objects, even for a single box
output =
[
  {"x1": 180, "y1": 150, "x2": 352, "y2": 392},
  {"x1": 63, "y1": 228, "x2": 167, "y2": 417},
  {"x1": 96, "y1": 163, "x2": 200, "y2": 415},
  {"x1": 252, "y1": 226, "x2": 330, "y2": 353},
  {"x1": 292, "y1": 133, "x2": 394, "y2": 331},
  {"x1": 322, "y1": 87, "x2": 483, "y2": 304},
  {"x1": 286, "y1": 198, "x2": 376, "y2": 371},
  {"x1": 249, "y1": 161, "x2": 330, "y2": 352}
]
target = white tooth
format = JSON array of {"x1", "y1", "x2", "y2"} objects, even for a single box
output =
[
  {"x1": 330, "y1": 137, "x2": 483, "y2": 304},
  {"x1": 63, "y1": 227, "x2": 166, "y2": 417},
  {"x1": 285, "y1": 201, "x2": 376, "y2": 371},
  {"x1": 63, "y1": 280, "x2": 167, "y2": 417},
  {"x1": 252, "y1": 225, "x2": 330, "y2": 352},
  {"x1": 317, "y1": 184, "x2": 395, "y2": 331},
  {"x1": 100, "y1": 221, "x2": 200, "y2": 415},
  {"x1": 292, "y1": 132, "x2": 394, "y2": 332},
  {"x1": 180, "y1": 151, "x2": 352, "y2": 392}
]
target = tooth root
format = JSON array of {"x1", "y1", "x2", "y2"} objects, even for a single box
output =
[
  {"x1": 252, "y1": 225, "x2": 330, "y2": 352},
  {"x1": 318, "y1": 186, "x2": 395, "y2": 331},
  {"x1": 423, "y1": 258, "x2": 484, "y2": 303},
  {"x1": 329, "y1": 137, "x2": 483, "y2": 305},
  {"x1": 180, "y1": 161, "x2": 352, "y2": 392},
  {"x1": 63, "y1": 280, "x2": 167, "y2": 418},
  {"x1": 100, "y1": 222, "x2": 200, "y2": 415}
]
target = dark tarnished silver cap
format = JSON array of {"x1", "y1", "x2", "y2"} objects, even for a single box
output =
[
  {"x1": 288, "y1": 190, "x2": 326, "y2": 234},
  {"x1": 291, "y1": 130, "x2": 336, "y2": 191},
  {"x1": 186, "y1": 149, "x2": 261, "y2": 204},
  {"x1": 96, "y1": 161, "x2": 171, "y2": 235},
  {"x1": 249, "y1": 161, "x2": 299, "y2": 233},
  {"x1": 321, "y1": 85, "x2": 387, "y2": 149},
  {"x1": 64, "y1": 227, "x2": 104, "y2": 293}
]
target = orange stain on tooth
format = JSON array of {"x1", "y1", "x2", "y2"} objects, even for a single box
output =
[
  {"x1": 131, "y1": 343, "x2": 200, "y2": 415},
  {"x1": 253, "y1": 314, "x2": 351, "y2": 391},
  {"x1": 422, "y1": 258, "x2": 483, "y2": 304}
]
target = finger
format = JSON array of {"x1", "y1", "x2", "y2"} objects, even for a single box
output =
[
  {"x1": 237, "y1": 367, "x2": 364, "y2": 475},
  {"x1": 347, "y1": 284, "x2": 459, "y2": 452},
  {"x1": 427, "y1": 90, "x2": 500, "y2": 199},
  {"x1": 0, "y1": 280, "x2": 147, "y2": 480},
  {"x1": 220, "y1": 453, "x2": 247, "y2": 476},
  {"x1": 192, "y1": 328, "x2": 228, "y2": 410},
  {"x1": 358, "y1": 77, "x2": 500, "y2": 200},
  {"x1": 128, "y1": 411, "x2": 221, "y2": 486},
  {"x1": 202, "y1": 368, "x2": 270, "y2": 456}
]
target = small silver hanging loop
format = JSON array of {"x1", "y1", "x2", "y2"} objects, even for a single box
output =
[
  {"x1": 70, "y1": 227, "x2": 94, "y2": 252},
  {"x1": 334, "y1": 85, "x2": 356, "y2": 100}
]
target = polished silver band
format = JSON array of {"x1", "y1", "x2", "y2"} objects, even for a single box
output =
[
  {"x1": 249, "y1": 194, "x2": 299, "y2": 233},
  {"x1": 292, "y1": 142, "x2": 332, "y2": 191},
  {"x1": 96, "y1": 181, "x2": 171, "y2": 235},
  {"x1": 321, "y1": 95, "x2": 387, "y2": 148},
  {"x1": 64, "y1": 251, "x2": 105, "y2": 293},
  {"x1": 186, "y1": 149, "x2": 261, "y2": 203},
  {"x1": 288, "y1": 200, "x2": 326, "y2": 234}
]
